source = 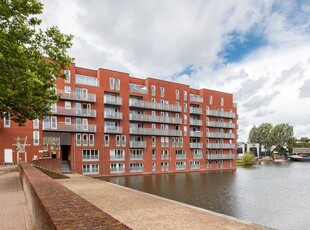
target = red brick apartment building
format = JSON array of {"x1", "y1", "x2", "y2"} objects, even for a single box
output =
[{"x1": 0, "y1": 63, "x2": 238, "y2": 176}]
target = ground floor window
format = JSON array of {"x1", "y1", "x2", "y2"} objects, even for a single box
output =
[
  {"x1": 175, "y1": 161, "x2": 186, "y2": 170},
  {"x1": 82, "y1": 164, "x2": 99, "y2": 174},
  {"x1": 130, "y1": 162, "x2": 143, "y2": 172},
  {"x1": 110, "y1": 163, "x2": 125, "y2": 173}
]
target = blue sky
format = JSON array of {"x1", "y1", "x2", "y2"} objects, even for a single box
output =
[{"x1": 41, "y1": 0, "x2": 310, "y2": 141}]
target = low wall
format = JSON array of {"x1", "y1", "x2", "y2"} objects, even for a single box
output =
[
  {"x1": 32, "y1": 158, "x2": 61, "y2": 172},
  {"x1": 19, "y1": 162, "x2": 131, "y2": 230}
]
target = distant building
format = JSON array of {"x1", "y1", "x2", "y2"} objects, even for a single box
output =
[
  {"x1": 237, "y1": 142, "x2": 261, "y2": 157},
  {"x1": 1, "y1": 63, "x2": 238, "y2": 176}
]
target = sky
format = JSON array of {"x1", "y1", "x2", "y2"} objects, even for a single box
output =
[{"x1": 40, "y1": 0, "x2": 310, "y2": 142}]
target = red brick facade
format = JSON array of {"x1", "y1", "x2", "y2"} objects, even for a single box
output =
[{"x1": 0, "y1": 63, "x2": 238, "y2": 176}]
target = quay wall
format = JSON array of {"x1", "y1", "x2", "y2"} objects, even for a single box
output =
[
  {"x1": 18, "y1": 162, "x2": 130, "y2": 230},
  {"x1": 32, "y1": 158, "x2": 61, "y2": 172}
]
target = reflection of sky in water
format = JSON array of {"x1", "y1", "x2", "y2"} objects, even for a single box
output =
[{"x1": 102, "y1": 162, "x2": 310, "y2": 230}]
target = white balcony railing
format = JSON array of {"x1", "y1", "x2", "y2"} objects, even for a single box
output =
[
  {"x1": 189, "y1": 107, "x2": 203, "y2": 114},
  {"x1": 104, "y1": 111, "x2": 123, "y2": 119},
  {"x1": 110, "y1": 155, "x2": 125, "y2": 161},
  {"x1": 130, "y1": 128, "x2": 182, "y2": 136},
  {"x1": 130, "y1": 154, "x2": 144, "y2": 160},
  {"x1": 104, "y1": 126, "x2": 123, "y2": 134},
  {"x1": 57, "y1": 89, "x2": 96, "y2": 102},
  {"x1": 129, "y1": 84, "x2": 148, "y2": 94},
  {"x1": 43, "y1": 123, "x2": 96, "y2": 132},
  {"x1": 129, "y1": 114, "x2": 182, "y2": 124},
  {"x1": 53, "y1": 106, "x2": 96, "y2": 117},
  {"x1": 176, "y1": 154, "x2": 186, "y2": 159},
  {"x1": 129, "y1": 99, "x2": 182, "y2": 112},
  {"x1": 206, "y1": 121, "x2": 235, "y2": 129},
  {"x1": 190, "y1": 143, "x2": 203, "y2": 149},
  {"x1": 175, "y1": 164, "x2": 186, "y2": 170},
  {"x1": 190, "y1": 164, "x2": 201, "y2": 169},
  {"x1": 130, "y1": 141, "x2": 146, "y2": 148},
  {"x1": 189, "y1": 119, "x2": 203, "y2": 126},
  {"x1": 206, "y1": 154, "x2": 235, "y2": 160},
  {"x1": 206, "y1": 110, "x2": 235, "y2": 118},
  {"x1": 206, "y1": 132, "x2": 235, "y2": 139},
  {"x1": 206, "y1": 143, "x2": 236, "y2": 149},
  {"x1": 104, "y1": 95, "x2": 122, "y2": 105},
  {"x1": 189, "y1": 131, "x2": 203, "y2": 137},
  {"x1": 190, "y1": 94, "x2": 204, "y2": 103}
]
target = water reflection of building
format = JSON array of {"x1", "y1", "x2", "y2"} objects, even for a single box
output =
[
  {"x1": 1, "y1": 63, "x2": 238, "y2": 176},
  {"x1": 237, "y1": 142, "x2": 261, "y2": 157}
]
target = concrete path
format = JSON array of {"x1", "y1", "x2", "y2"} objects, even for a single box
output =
[
  {"x1": 58, "y1": 174, "x2": 269, "y2": 230},
  {"x1": 0, "y1": 165, "x2": 33, "y2": 230}
]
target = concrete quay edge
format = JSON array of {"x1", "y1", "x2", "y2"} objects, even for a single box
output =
[{"x1": 57, "y1": 173, "x2": 273, "y2": 230}]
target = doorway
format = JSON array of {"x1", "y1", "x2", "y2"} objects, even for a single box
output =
[{"x1": 61, "y1": 145, "x2": 71, "y2": 161}]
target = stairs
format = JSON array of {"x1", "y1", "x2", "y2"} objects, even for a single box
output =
[{"x1": 61, "y1": 160, "x2": 72, "y2": 174}]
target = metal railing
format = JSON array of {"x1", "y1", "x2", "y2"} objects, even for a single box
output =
[
  {"x1": 129, "y1": 114, "x2": 182, "y2": 124},
  {"x1": 206, "y1": 143, "x2": 236, "y2": 149},
  {"x1": 104, "y1": 126, "x2": 123, "y2": 134},
  {"x1": 206, "y1": 121, "x2": 235, "y2": 128},
  {"x1": 53, "y1": 106, "x2": 96, "y2": 117},
  {"x1": 129, "y1": 84, "x2": 148, "y2": 94},
  {"x1": 110, "y1": 155, "x2": 125, "y2": 161},
  {"x1": 190, "y1": 95, "x2": 204, "y2": 103},
  {"x1": 57, "y1": 89, "x2": 96, "y2": 102},
  {"x1": 206, "y1": 154, "x2": 235, "y2": 160},
  {"x1": 130, "y1": 128, "x2": 182, "y2": 136},
  {"x1": 189, "y1": 119, "x2": 203, "y2": 126},
  {"x1": 104, "y1": 111, "x2": 123, "y2": 119},
  {"x1": 103, "y1": 95, "x2": 122, "y2": 105},
  {"x1": 190, "y1": 143, "x2": 203, "y2": 148},
  {"x1": 129, "y1": 99, "x2": 182, "y2": 112},
  {"x1": 176, "y1": 154, "x2": 186, "y2": 159},
  {"x1": 129, "y1": 141, "x2": 146, "y2": 148},
  {"x1": 206, "y1": 132, "x2": 235, "y2": 139},
  {"x1": 206, "y1": 110, "x2": 235, "y2": 118},
  {"x1": 43, "y1": 123, "x2": 97, "y2": 132},
  {"x1": 189, "y1": 107, "x2": 203, "y2": 114},
  {"x1": 189, "y1": 131, "x2": 203, "y2": 137}
]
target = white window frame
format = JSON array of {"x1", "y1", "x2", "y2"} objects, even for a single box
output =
[
  {"x1": 64, "y1": 70, "x2": 71, "y2": 83},
  {"x1": 65, "y1": 86, "x2": 71, "y2": 93},
  {"x1": 33, "y1": 118, "x2": 39, "y2": 129},
  {"x1": 116, "y1": 135, "x2": 121, "y2": 147},
  {"x1": 89, "y1": 134, "x2": 94, "y2": 146},
  {"x1": 151, "y1": 85, "x2": 156, "y2": 96},
  {"x1": 83, "y1": 134, "x2": 88, "y2": 146},
  {"x1": 33, "y1": 131, "x2": 39, "y2": 146},
  {"x1": 115, "y1": 78, "x2": 120, "y2": 91},
  {"x1": 110, "y1": 78, "x2": 115, "y2": 90},
  {"x1": 104, "y1": 135, "x2": 109, "y2": 147},
  {"x1": 51, "y1": 116, "x2": 57, "y2": 129},
  {"x1": 121, "y1": 135, "x2": 126, "y2": 147},
  {"x1": 76, "y1": 134, "x2": 81, "y2": 146},
  {"x1": 65, "y1": 101, "x2": 71, "y2": 109}
]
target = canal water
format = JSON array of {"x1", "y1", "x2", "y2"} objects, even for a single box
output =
[{"x1": 102, "y1": 162, "x2": 310, "y2": 230}]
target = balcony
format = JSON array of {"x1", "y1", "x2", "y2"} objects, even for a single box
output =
[
  {"x1": 104, "y1": 126, "x2": 123, "y2": 134},
  {"x1": 176, "y1": 164, "x2": 186, "y2": 170},
  {"x1": 57, "y1": 89, "x2": 96, "y2": 102},
  {"x1": 130, "y1": 128, "x2": 182, "y2": 136},
  {"x1": 130, "y1": 154, "x2": 144, "y2": 160},
  {"x1": 206, "y1": 121, "x2": 235, "y2": 129},
  {"x1": 129, "y1": 99, "x2": 182, "y2": 112},
  {"x1": 189, "y1": 107, "x2": 203, "y2": 114},
  {"x1": 104, "y1": 111, "x2": 123, "y2": 120},
  {"x1": 104, "y1": 95, "x2": 122, "y2": 105},
  {"x1": 43, "y1": 123, "x2": 96, "y2": 132},
  {"x1": 206, "y1": 132, "x2": 235, "y2": 139},
  {"x1": 129, "y1": 84, "x2": 148, "y2": 94},
  {"x1": 206, "y1": 109, "x2": 235, "y2": 118},
  {"x1": 130, "y1": 141, "x2": 146, "y2": 148},
  {"x1": 190, "y1": 94, "x2": 203, "y2": 103},
  {"x1": 193, "y1": 153, "x2": 203, "y2": 159},
  {"x1": 189, "y1": 131, "x2": 203, "y2": 137},
  {"x1": 190, "y1": 143, "x2": 203, "y2": 149},
  {"x1": 53, "y1": 106, "x2": 96, "y2": 118},
  {"x1": 206, "y1": 154, "x2": 235, "y2": 160},
  {"x1": 110, "y1": 155, "x2": 125, "y2": 161},
  {"x1": 176, "y1": 154, "x2": 186, "y2": 159},
  {"x1": 129, "y1": 114, "x2": 182, "y2": 124},
  {"x1": 189, "y1": 119, "x2": 203, "y2": 126},
  {"x1": 206, "y1": 143, "x2": 236, "y2": 149}
]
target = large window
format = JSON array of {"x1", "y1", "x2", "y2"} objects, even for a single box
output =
[
  {"x1": 151, "y1": 85, "x2": 156, "y2": 96},
  {"x1": 82, "y1": 164, "x2": 99, "y2": 174},
  {"x1": 33, "y1": 119, "x2": 39, "y2": 129},
  {"x1": 64, "y1": 70, "x2": 70, "y2": 83},
  {"x1": 110, "y1": 163, "x2": 125, "y2": 173},
  {"x1": 76, "y1": 74, "x2": 98, "y2": 86},
  {"x1": 82, "y1": 149, "x2": 99, "y2": 161},
  {"x1": 33, "y1": 131, "x2": 39, "y2": 146},
  {"x1": 110, "y1": 149, "x2": 125, "y2": 160}
]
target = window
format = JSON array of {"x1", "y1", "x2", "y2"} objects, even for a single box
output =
[
  {"x1": 184, "y1": 103, "x2": 187, "y2": 112},
  {"x1": 152, "y1": 123, "x2": 156, "y2": 129},
  {"x1": 110, "y1": 149, "x2": 125, "y2": 160},
  {"x1": 151, "y1": 85, "x2": 156, "y2": 96},
  {"x1": 104, "y1": 135, "x2": 109, "y2": 146},
  {"x1": 151, "y1": 98, "x2": 156, "y2": 103},
  {"x1": 83, "y1": 134, "x2": 88, "y2": 146},
  {"x1": 152, "y1": 136, "x2": 156, "y2": 147},
  {"x1": 33, "y1": 131, "x2": 39, "y2": 146},
  {"x1": 152, "y1": 162, "x2": 156, "y2": 171},
  {"x1": 110, "y1": 163, "x2": 125, "y2": 173},
  {"x1": 152, "y1": 111, "x2": 156, "y2": 116},
  {"x1": 65, "y1": 117, "x2": 71, "y2": 125},
  {"x1": 209, "y1": 95, "x2": 213, "y2": 105},
  {"x1": 51, "y1": 103, "x2": 57, "y2": 112},
  {"x1": 160, "y1": 86, "x2": 165, "y2": 97},
  {"x1": 82, "y1": 149, "x2": 99, "y2": 160},
  {"x1": 82, "y1": 119, "x2": 88, "y2": 130},
  {"x1": 33, "y1": 119, "x2": 39, "y2": 129},
  {"x1": 76, "y1": 134, "x2": 81, "y2": 146},
  {"x1": 65, "y1": 86, "x2": 71, "y2": 93},
  {"x1": 152, "y1": 149, "x2": 156, "y2": 160},
  {"x1": 51, "y1": 116, "x2": 57, "y2": 129},
  {"x1": 184, "y1": 91, "x2": 187, "y2": 101},
  {"x1": 176, "y1": 89, "x2": 179, "y2": 100},
  {"x1": 116, "y1": 135, "x2": 121, "y2": 147},
  {"x1": 121, "y1": 135, "x2": 126, "y2": 147},
  {"x1": 65, "y1": 101, "x2": 71, "y2": 109},
  {"x1": 110, "y1": 78, "x2": 115, "y2": 90},
  {"x1": 130, "y1": 149, "x2": 144, "y2": 160},
  {"x1": 82, "y1": 88, "x2": 88, "y2": 100},
  {"x1": 221, "y1": 97, "x2": 224, "y2": 106},
  {"x1": 116, "y1": 78, "x2": 120, "y2": 90},
  {"x1": 130, "y1": 162, "x2": 143, "y2": 172},
  {"x1": 82, "y1": 164, "x2": 99, "y2": 174},
  {"x1": 89, "y1": 134, "x2": 94, "y2": 146},
  {"x1": 76, "y1": 75, "x2": 98, "y2": 86},
  {"x1": 64, "y1": 70, "x2": 70, "y2": 83}
]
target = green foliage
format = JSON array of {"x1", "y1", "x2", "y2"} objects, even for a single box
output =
[
  {"x1": 0, "y1": 0, "x2": 73, "y2": 125},
  {"x1": 240, "y1": 151, "x2": 256, "y2": 165},
  {"x1": 291, "y1": 137, "x2": 310, "y2": 148},
  {"x1": 248, "y1": 123, "x2": 273, "y2": 152},
  {"x1": 248, "y1": 125, "x2": 258, "y2": 143}
]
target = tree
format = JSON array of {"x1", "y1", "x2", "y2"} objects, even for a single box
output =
[
  {"x1": 270, "y1": 123, "x2": 294, "y2": 154},
  {"x1": 248, "y1": 123, "x2": 273, "y2": 153},
  {"x1": 248, "y1": 125, "x2": 258, "y2": 143},
  {"x1": 0, "y1": 0, "x2": 73, "y2": 125},
  {"x1": 240, "y1": 151, "x2": 256, "y2": 165}
]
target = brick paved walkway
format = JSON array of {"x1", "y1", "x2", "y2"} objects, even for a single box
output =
[
  {"x1": 58, "y1": 174, "x2": 270, "y2": 230},
  {"x1": 0, "y1": 165, "x2": 33, "y2": 230}
]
